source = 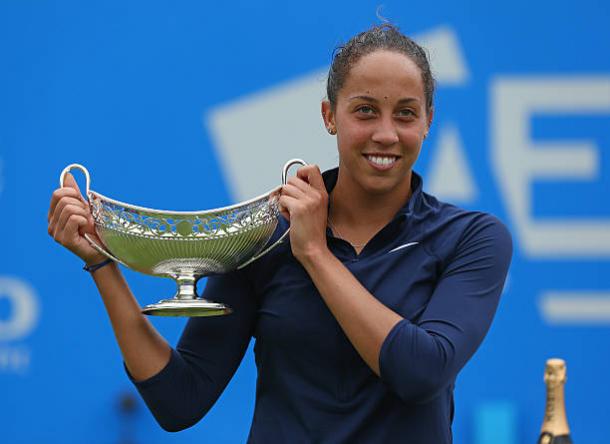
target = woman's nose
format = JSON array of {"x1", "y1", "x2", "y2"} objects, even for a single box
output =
[{"x1": 371, "y1": 119, "x2": 399, "y2": 146}]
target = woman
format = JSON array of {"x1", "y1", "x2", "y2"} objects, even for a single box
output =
[{"x1": 48, "y1": 24, "x2": 512, "y2": 443}]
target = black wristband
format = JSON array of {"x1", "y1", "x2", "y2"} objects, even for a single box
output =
[{"x1": 83, "y1": 258, "x2": 114, "y2": 273}]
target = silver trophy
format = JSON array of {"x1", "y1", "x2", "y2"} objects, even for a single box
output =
[{"x1": 59, "y1": 159, "x2": 306, "y2": 317}]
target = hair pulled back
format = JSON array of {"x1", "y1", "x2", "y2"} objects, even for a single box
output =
[{"x1": 327, "y1": 24, "x2": 435, "y2": 114}]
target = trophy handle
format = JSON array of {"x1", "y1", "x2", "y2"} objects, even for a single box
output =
[
  {"x1": 59, "y1": 163, "x2": 91, "y2": 196},
  {"x1": 83, "y1": 233, "x2": 127, "y2": 266},
  {"x1": 59, "y1": 163, "x2": 126, "y2": 266},
  {"x1": 281, "y1": 158, "x2": 308, "y2": 186},
  {"x1": 237, "y1": 158, "x2": 307, "y2": 269}
]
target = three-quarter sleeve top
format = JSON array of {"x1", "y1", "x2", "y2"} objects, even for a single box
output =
[{"x1": 126, "y1": 168, "x2": 512, "y2": 444}]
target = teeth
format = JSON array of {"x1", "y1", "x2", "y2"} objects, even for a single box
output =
[{"x1": 366, "y1": 155, "x2": 397, "y2": 166}]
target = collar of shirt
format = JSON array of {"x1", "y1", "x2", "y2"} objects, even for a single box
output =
[
  {"x1": 321, "y1": 167, "x2": 424, "y2": 217},
  {"x1": 320, "y1": 167, "x2": 425, "y2": 257}
]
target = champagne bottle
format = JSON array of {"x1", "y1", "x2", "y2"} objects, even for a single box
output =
[{"x1": 537, "y1": 358, "x2": 573, "y2": 444}]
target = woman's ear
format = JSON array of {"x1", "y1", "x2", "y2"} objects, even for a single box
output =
[{"x1": 321, "y1": 100, "x2": 336, "y2": 134}]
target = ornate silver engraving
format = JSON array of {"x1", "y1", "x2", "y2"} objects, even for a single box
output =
[
  {"x1": 59, "y1": 159, "x2": 306, "y2": 317},
  {"x1": 89, "y1": 193, "x2": 280, "y2": 240}
]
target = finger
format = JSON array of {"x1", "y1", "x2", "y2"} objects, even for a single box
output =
[
  {"x1": 278, "y1": 195, "x2": 290, "y2": 221},
  {"x1": 281, "y1": 183, "x2": 307, "y2": 200},
  {"x1": 278, "y1": 195, "x2": 300, "y2": 215},
  {"x1": 285, "y1": 176, "x2": 311, "y2": 193},
  {"x1": 62, "y1": 172, "x2": 83, "y2": 196},
  {"x1": 49, "y1": 195, "x2": 84, "y2": 234},
  {"x1": 57, "y1": 214, "x2": 89, "y2": 247},
  {"x1": 279, "y1": 206, "x2": 290, "y2": 222},
  {"x1": 48, "y1": 187, "x2": 84, "y2": 221},
  {"x1": 52, "y1": 203, "x2": 90, "y2": 240},
  {"x1": 49, "y1": 196, "x2": 87, "y2": 234},
  {"x1": 297, "y1": 165, "x2": 325, "y2": 192},
  {"x1": 295, "y1": 166, "x2": 314, "y2": 184},
  {"x1": 292, "y1": 167, "x2": 327, "y2": 209},
  {"x1": 307, "y1": 166, "x2": 326, "y2": 192},
  {"x1": 53, "y1": 203, "x2": 90, "y2": 238},
  {"x1": 61, "y1": 172, "x2": 87, "y2": 213}
]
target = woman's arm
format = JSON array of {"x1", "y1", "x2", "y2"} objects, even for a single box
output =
[
  {"x1": 298, "y1": 248, "x2": 401, "y2": 375},
  {"x1": 91, "y1": 263, "x2": 172, "y2": 381},
  {"x1": 129, "y1": 271, "x2": 258, "y2": 431},
  {"x1": 48, "y1": 174, "x2": 257, "y2": 431},
  {"x1": 279, "y1": 165, "x2": 403, "y2": 375},
  {"x1": 48, "y1": 174, "x2": 171, "y2": 381},
  {"x1": 280, "y1": 166, "x2": 512, "y2": 402},
  {"x1": 377, "y1": 216, "x2": 512, "y2": 402},
  {"x1": 304, "y1": 215, "x2": 511, "y2": 402}
]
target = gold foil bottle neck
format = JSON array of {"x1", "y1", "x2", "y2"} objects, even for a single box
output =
[
  {"x1": 544, "y1": 358, "x2": 567, "y2": 387},
  {"x1": 539, "y1": 357, "x2": 572, "y2": 442}
]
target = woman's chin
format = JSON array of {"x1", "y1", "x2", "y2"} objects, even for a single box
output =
[{"x1": 359, "y1": 176, "x2": 410, "y2": 197}]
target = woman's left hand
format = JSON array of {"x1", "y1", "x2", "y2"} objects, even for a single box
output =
[{"x1": 279, "y1": 165, "x2": 329, "y2": 263}]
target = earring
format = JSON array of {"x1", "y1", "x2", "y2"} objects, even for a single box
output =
[{"x1": 328, "y1": 127, "x2": 336, "y2": 135}]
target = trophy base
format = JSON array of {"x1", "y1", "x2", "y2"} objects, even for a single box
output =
[{"x1": 141, "y1": 298, "x2": 232, "y2": 317}]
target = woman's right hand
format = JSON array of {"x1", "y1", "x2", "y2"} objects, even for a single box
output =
[
  {"x1": 48, "y1": 172, "x2": 172, "y2": 383},
  {"x1": 47, "y1": 172, "x2": 107, "y2": 265}
]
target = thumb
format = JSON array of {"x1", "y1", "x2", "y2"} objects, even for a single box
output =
[
  {"x1": 305, "y1": 165, "x2": 326, "y2": 192},
  {"x1": 62, "y1": 172, "x2": 84, "y2": 200}
]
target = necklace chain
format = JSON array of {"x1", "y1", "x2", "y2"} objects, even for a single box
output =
[
  {"x1": 326, "y1": 186, "x2": 413, "y2": 251},
  {"x1": 327, "y1": 213, "x2": 368, "y2": 249}
]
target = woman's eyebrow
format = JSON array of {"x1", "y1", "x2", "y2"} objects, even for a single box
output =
[
  {"x1": 348, "y1": 95, "x2": 419, "y2": 105},
  {"x1": 396, "y1": 97, "x2": 419, "y2": 105},
  {"x1": 348, "y1": 95, "x2": 379, "y2": 102}
]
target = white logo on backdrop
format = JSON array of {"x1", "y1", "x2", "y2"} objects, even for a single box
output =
[
  {"x1": 206, "y1": 27, "x2": 610, "y2": 325},
  {"x1": 427, "y1": 124, "x2": 477, "y2": 203},
  {"x1": 0, "y1": 277, "x2": 39, "y2": 341},
  {"x1": 0, "y1": 158, "x2": 40, "y2": 372},
  {"x1": 0, "y1": 277, "x2": 39, "y2": 373},
  {"x1": 491, "y1": 78, "x2": 610, "y2": 325},
  {"x1": 492, "y1": 78, "x2": 610, "y2": 257}
]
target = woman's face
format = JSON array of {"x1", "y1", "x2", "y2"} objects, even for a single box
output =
[{"x1": 323, "y1": 50, "x2": 432, "y2": 196}]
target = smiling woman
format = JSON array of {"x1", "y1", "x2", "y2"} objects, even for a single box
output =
[
  {"x1": 322, "y1": 50, "x2": 432, "y2": 241},
  {"x1": 320, "y1": 26, "x2": 434, "y2": 251},
  {"x1": 47, "y1": 23, "x2": 512, "y2": 444}
]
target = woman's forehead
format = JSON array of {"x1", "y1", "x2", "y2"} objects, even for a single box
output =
[{"x1": 340, "y1": 51, "x2": 425, "y2": 101}]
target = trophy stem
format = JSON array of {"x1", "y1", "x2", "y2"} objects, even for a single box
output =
[
  {"x1": 175, "y1": 274, "x2": 198, "y2": 300},
  {"x1": 141, "y1": 273, "x2": 232, "y2": 317}
]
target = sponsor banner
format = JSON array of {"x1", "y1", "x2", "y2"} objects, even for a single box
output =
[{"x1": 1, "y1": 1, "x2": 609, "y2": 442}]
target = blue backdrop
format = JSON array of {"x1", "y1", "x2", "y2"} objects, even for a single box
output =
[{"x1": 1, "y1": 1, "x2": 609, "y2": 443}]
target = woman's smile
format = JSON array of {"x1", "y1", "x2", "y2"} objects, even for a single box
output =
[{"x1": 363, "y1": 153, "x2": 401, "y2": 171}]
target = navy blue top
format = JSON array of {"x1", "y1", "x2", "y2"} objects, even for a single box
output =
[{"x1": 127, "y1": 168, "x2": 512, "y2": 444}]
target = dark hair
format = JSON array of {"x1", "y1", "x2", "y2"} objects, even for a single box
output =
[{"x1": 326, "y1": 24, "x2": 435, "y2": 114}]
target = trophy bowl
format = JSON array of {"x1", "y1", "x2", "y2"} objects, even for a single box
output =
[{"x1": 59, "y1": 159, "x2": 306, "y2": 317}]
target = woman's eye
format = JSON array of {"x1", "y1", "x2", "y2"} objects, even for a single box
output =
[
  {"x1": 357, "y1": 105, "x2": 375, "y2": 115},
  {"x1": 397, "y1": 109, "x2": 416, "y2": 117}
]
